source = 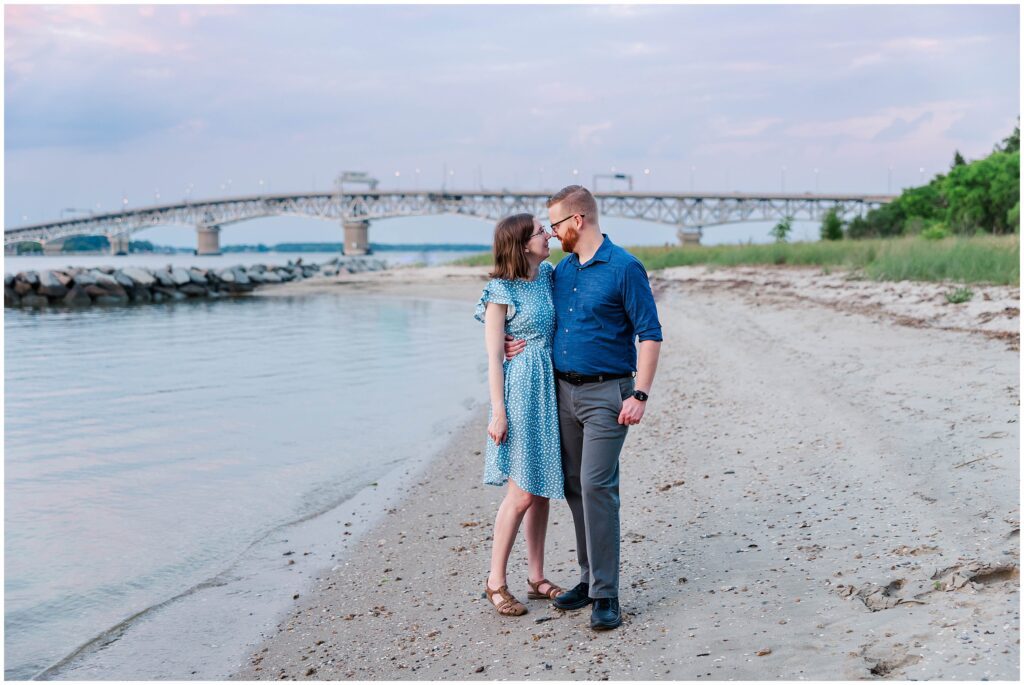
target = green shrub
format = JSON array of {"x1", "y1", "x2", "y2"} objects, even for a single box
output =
[
  {"x1": 921, "y1": 223, "x2": 951, "y2": 240},
  {"x1": 945, "y1": 287, "x2": 974, "y2": 304},
  {"x1": 820, "y1": 208, "x2": 844, "y2": 241},
  {"x1": 769, "y1": 216, "x2": 793, "y2": 243}
]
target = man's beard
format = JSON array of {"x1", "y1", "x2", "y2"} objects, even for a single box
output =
[{"x1": 558, "y1": 225, "x2": 579, "y2": 253}]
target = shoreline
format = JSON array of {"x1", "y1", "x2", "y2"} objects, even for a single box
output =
[
  {"x1": 234, "y1": 263, "x2": 1019, "y2": 680},
  {"x1": 38, "y1": 398, "x2": 489, "y2": 680}
]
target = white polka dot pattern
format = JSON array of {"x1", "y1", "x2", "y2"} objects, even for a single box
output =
[{"x1": 474, "y1": 261, "x2": 564, "y2": 499}]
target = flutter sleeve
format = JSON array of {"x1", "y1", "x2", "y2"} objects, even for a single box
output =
[
  {"x1": 540, "y1": 259, "x2": 554, "y2": 285},
  {"x1": 474, "y1": 279, "x2": 517, "y2": 324}
]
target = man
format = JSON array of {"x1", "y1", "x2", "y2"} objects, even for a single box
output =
[{"x1": 506, "y1": 185, "x2": 662, "y2": 630}]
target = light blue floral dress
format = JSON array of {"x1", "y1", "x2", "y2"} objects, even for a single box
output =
[{"x1": 474, "y1": 260, "x2": 564, "y2": 499}]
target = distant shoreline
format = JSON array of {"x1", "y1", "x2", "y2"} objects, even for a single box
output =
[{"x1": 7, "y1": 243, "x2": 491, "y2": 256}]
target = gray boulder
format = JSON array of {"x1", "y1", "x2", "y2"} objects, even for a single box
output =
[
  {"x1": 170, "y1": 267, "x2": 191, "y2": 286},
  {"x1": 63, "y1": 284, "x2": 93, "y2": 307},
  {"x1": 122, "y1": 268, "x2": 156, "y2": 287},
  {"x1": 85, "y1": 283, "x2": 127, "y2": 299},
  {"x1": 129, "y1": 289, "x2": 152, "y2": 304},
  {"x1": 4, "y1": 273, "x2": 13, "y2": 286},
  {"x1": 261, "y1": 271, "x2": 282, "y2": 283},
  {"x1": 97, "y1": 265, "x2": 116, "y2": 274},
  {"x1": 72, "y1": 270, "x2": 98, "y2": 286},
  {"x1": 153, "y1": 269, "x2": 176, "y2": 287},
  {"x1": 179, "y1": 283, "x2": 207, "y2": 297},
  {"x1": 247, "y1": 271, "x2": 265, "y2": 284},
  {"x1": 20, "y1": 293, "x2": 48, "y2": 307},
  {"x1": 37, "y1": 271, "x2": 68, "y2": 298},
  {"x1": 18, "y1": 271, "x2": 40, "y2": 285},
  {"x1": 90, "y1": 270, "x2": 120, "y2": 289},
  {"x1": 188, "y1": 268, "x2": 208, "y2": 285},
  {"x1": 217, "y1": 268, "x2": 236, "y2": 283},
  {"x1": 14, "y1": 279, "x2": 34, "y2": 295},
  {"x1": 152, "y1": 286, "x2": 186, "y2": 301},
  {"x1": 114, "y1": 271, "x2": 136, "y2": 289},
  {"x1": 231, "y1": 268, "x2": 251, "y2": 285},
  {"x1": 5, "y1": 284, "x2": 20, "y2": 307}
]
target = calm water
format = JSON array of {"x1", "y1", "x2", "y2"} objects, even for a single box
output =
[{"x1": 4, "y1": 285, "x2": 488, "y2": 678}]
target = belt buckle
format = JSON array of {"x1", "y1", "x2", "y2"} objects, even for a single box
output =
[{"x1": 566, "y1": 371, "x2": 584, "y2": 385}]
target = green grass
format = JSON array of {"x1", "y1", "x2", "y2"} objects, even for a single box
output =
[
  {"x1": 945, "y1": 287, "x2": 974, "y2": 304},
  {"x1": 453, "y1": 235, "x2": 1019, "y2": 286}
]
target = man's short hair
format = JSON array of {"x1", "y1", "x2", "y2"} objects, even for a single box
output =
[{"x1": 547, "y1": 184, "x2": 598, "y2": 219}]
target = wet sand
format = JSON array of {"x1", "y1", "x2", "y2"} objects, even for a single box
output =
[{"x1": 237, "y1": 264, "x2": 1019, "y2": 680}]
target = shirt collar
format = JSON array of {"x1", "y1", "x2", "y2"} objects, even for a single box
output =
[{"x1": 570, "y1": 234, "x2": 613, "y2": 267}]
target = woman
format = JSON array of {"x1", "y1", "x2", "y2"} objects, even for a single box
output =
[{"x1": 474, "y1": 213, "x2": 565, "y2": 617}]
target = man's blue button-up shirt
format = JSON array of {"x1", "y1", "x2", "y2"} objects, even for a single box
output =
[{"x1": 552, "y1": 234, "x2": 663, "y2": 376}]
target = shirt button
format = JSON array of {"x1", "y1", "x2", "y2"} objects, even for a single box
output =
[
  {"x1": 573, "y1": 288, "x2": 577, "y2": 292},
  {"x1": 564, "y1": 329, "x2": 568, "y2": 333},
  {"x1": 569, "y1": 308, "x2": 573, "y2": 312}
]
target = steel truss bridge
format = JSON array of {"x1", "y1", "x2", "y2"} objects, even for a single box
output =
[{"x1": 4, "y1": 190, "x2": 895, "y2": 255}]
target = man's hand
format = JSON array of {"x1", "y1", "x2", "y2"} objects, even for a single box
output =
[
  {"x1": 618, "y1": 397, "x2": 647, "y2": 426},
  {"x1": 503, "y1": 334, "x2": 526, "y2": 361}
]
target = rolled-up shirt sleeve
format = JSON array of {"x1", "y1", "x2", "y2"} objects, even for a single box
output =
[{"x1": 622, "y1": 260, "x2": 663, "y2": 342}]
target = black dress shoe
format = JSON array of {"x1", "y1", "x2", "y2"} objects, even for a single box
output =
[
  {"x1": 590, "y1": 597, "x2": 621, "y2": 630},
  {"x1": 552, "y1": 582, "x2": 592, "y2": 610}
]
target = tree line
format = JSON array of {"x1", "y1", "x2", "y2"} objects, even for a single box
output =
[{"x1": 816, "y1": 120, "x2": 1020, "y2": 241}]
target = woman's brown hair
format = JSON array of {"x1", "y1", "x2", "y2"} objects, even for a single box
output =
[{"x1": 489, "y1": 213, "x2": 534, "y2": 280}]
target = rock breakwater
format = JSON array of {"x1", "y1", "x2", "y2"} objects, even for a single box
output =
[{"x1": 4, "y1": 257, "x2": 387, "y2": 308}]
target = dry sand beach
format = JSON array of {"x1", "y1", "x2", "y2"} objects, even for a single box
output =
[{"x1": 238, "y1": 263, "x2": 1019, "y2": 680}]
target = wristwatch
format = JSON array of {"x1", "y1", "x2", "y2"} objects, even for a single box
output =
[{"x1": 632, "y1": 390, "x2": 649, "y2": 402}]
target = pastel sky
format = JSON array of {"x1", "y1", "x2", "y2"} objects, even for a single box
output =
[{"x1": 4, "y1": 3, "x2": 1020, "y2": 246}]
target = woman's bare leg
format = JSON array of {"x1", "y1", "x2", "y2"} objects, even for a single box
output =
[
  {"x1": 487, "y1": 480, "x2": 535, "y2": 604},
  {"x1": 523, "y1": 496, "x2": 551, "y2": 590}
]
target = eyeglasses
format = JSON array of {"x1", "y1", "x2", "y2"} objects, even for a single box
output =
[
  {"x1": 549, "y1": 213, "x2": 584, "y2": 231},
  {"x1": 528, "y1": 228, "x2": 550, "y2": 240}
]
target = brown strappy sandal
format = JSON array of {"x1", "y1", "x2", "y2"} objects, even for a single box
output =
[
  {"x1": 527, "y1": 578, "x2": 565, "y2": 600},
  {"x1": 484, "y1": 582, "x2": 528, "y2": 616}
]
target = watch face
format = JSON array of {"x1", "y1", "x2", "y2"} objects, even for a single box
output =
[{"x1": 633, "y1": 390, "x2": 648, "y2": 402}]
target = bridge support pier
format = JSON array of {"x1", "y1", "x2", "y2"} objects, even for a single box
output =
[
  {"x1": 196, "y1": 225, "x2": 221, "y2": 256},
  {"x1": 42, "y1": 239, "x2": 64, "y2": 255},
  {"x1": 108, "y1": 234, "x2": 130, "y2": 255},
  {"x1": 677, "y1": 227, "x2": 703, "y2": 246},
  {"x1": 343, "y1": 220, "x2": 371, "y2": 255}
]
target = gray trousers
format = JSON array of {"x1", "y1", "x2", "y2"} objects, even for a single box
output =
[{"x1": 557, "y1": 376, "x2": 634, "y2": 598}]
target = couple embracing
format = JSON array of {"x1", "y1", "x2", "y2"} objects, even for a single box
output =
[{"x1": 474, "y1": 185, "x2": 663, "y2": 631}]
